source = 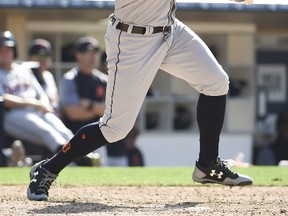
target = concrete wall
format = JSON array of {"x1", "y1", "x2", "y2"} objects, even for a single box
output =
[{"x1": 137, "y1": 133, "x2": 253, "y2": 166}]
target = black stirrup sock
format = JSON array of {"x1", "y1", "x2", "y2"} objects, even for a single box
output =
[
  {"x1": 197, "y1": 94, "x2": 226, "y2": 167},
  {"x1": 43, "y1": 122, "x2": 108, "y2": 174}
]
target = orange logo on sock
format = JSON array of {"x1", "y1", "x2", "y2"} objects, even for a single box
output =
[
  {"x1": 62, "y1": 142, "x2": 71, "y2": 153},
  {"x1": 82, "y1": 134, "x2": 86, "y2": 139}
]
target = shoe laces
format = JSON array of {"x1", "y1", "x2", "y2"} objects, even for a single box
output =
[
  {"x1": 38, "y1": 170, "x2": 57, "y2": 194},
  {"x1": 216, "y1": 157, "x2": 237, "y2": 175}
]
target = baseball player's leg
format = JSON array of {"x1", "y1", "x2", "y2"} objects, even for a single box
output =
[
  {"x1": 160, "y1": 20, "x2": 252, "y2": 185},
  {"x1": 160, "y1": 19, "x2": 228, "y2": 165},
  {"x1": 4, "y1": 109, "x2": 67, "y2": 152},
  {"x1": 28, "y1": 26, "x2": 169, "y2": 201},
  {"x1": 161, "y1": 19, "x2": 228, "y2": 97},
  {"x1": 99, "y1": 24, "x2": 169, "y2": 143},
  {"x1": 27, "y1": 121, "x2": 108, "y2": 201},
  {"x1": 41, "y1": 25, "x2": 168, "y2": 174}
]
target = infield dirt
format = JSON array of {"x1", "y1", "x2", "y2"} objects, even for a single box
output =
[{"x1": 0, "y1": 186, "x2": 287, "y2": 215}]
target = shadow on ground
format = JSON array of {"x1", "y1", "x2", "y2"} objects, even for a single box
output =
[
  {"x1": 28, "y1": 200, "x2": 204, "y2": 214},
  {"x1": 28, "y1": 201, "x2": 117, "y2": 214}
]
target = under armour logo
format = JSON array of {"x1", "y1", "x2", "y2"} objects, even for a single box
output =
[
  {"x1": 31, "y1": 171, "x2": 39, "y2": 183},
  {"x1": 210, "y1": 170, "x2": 223, "y2": 179}
]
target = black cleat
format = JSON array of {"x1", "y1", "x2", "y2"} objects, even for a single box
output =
[
  {"x1": 27, "y1": 160, "x2": 57, "y2": 201},
  {"x1": 192, "y1": 157, "x2": 253, "y2": 186}
]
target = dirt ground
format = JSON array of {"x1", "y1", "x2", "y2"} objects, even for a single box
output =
[{"x1": 0, "y1": 186, "x2": 287, "y2": 216}]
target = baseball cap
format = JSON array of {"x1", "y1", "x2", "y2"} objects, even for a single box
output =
[
  {"x1": 28, "y1": 39, "x2": 52, "y2": 57},
  {"x1": 75, "y1": 36, "x2": 99, "y2": 53},
  {"x1": 0, "y1": 31, "x2": 16, "y2": 48},
  {"x1": 0, "y1": 31, "x2": 18, "y2": 58}
]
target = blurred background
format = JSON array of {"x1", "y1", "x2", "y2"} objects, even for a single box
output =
[{"x1": 0, "y1": 0, "x2": 288, "y2": 166}]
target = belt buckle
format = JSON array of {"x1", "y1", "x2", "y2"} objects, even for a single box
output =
[
  {"x1": 162, "y1": 26, "x2": 170, "y2": 33},
  {"x1": 163, "y1": 26, "x2": 170, "y2": 39}
]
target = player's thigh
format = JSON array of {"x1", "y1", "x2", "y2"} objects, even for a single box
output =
[
  {"x1": 161, "y1": 21, "x2": 229, "y2": 96},
  {"x1": 101, "y1": 26, "x2": 168, "y2": 142},
  {"x1": 100, "y1": 60, "x2": 161, "y2": 143}
]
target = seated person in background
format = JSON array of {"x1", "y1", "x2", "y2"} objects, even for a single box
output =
[
  {"x1": 124, "y1": 122, "x2": 144, "y2": 166},
  {"x1": 0, "y1": 30, "x2": 73, "y2": 156},
  {"x1": 60, "y1": 36, "x2": 127, "y2": 166},
  {"x1": 27, "y1": 39, "x2": 59, "y2": 111},
  {"x1": 256, "y1": 112, "x2": 288, "y2": 165}
]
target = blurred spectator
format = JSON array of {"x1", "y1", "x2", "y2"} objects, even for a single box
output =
[
  {"x1": 124, "y1": 123, "x2": 144, "y2": 166},
  {"x1": 256, "y1": 112, "x2": 288, "y2": 165},
  {"x1": 27, "y1": 38, "x2": 59, "y2": 111},
  {"x1": 0, "y1": 30, "x2": 73, "y2": 156},
  {"x1": 59, "y1": 37, "x2": 127, "y2": 166}
]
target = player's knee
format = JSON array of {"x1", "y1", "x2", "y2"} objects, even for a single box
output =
[
  {"x1": 217, "y1": 73, "x2": 229, "y2": 95},
  {"x1": 113, "y1": 129, "x2": 131, "y2": 143},
  {"x1": 101, "y1": 125, "x2": 133, "y2": 143},
  {"x1": 203, "y1": 72, "x2": 229, "y2": 96}
]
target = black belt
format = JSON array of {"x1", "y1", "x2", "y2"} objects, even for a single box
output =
[{"x1": 111, "y1": 17, "x2": 170, "y2": 35}]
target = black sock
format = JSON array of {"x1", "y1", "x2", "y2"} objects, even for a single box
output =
[
  {"x1": 43, "y1": 122, "x2": 108, "y2": 174},
  {"x1": 197, "y1": 94, "x2": 226, "y2": 167}
]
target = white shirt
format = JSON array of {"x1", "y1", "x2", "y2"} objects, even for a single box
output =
[
  {"x1": 0, "y1": 63, "x2": 45, "y2": 100},
  {"x1": 114, "y1": 0, "x2": 176, "y2": 26}
]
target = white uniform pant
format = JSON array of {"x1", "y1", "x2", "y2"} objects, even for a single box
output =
[
  {"x1": 4, "y1": 109, "x2": 73, "y2": 152},
  {"x1": 100, "y1": 18, "x2": 229, "y2": 143}
]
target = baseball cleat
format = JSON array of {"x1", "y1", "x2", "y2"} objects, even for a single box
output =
[
  {"x1": 192, "y1": 157, "x2": 253, "y2": 186},
  {"x1": 27, "y1": 160, "x2": 57, "y2": 201}
]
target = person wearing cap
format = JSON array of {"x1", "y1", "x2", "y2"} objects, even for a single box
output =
[
  {"x1": 59, "y1": 36, "x2": 128, "y2": 166},
  {"x1": 28, "y1": 39, "x2": 59, "y2": 111},
  {"x1": 0, "y1": 31, "x2": 74, "y2": 157}
]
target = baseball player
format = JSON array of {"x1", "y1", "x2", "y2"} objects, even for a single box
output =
[
  {"x1": 28, "y1": 39, "x2": 59, "y2": 111},
  {"x1": 0, "y1": 31, "x2": 73, "y2": 156},
  {"x1": 28, "y1": 0, "x2": 253, "y2": 201}
]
